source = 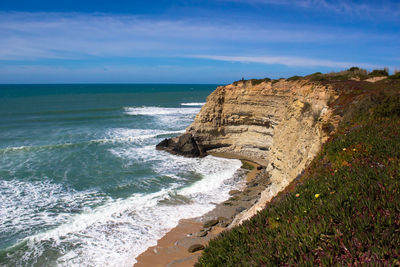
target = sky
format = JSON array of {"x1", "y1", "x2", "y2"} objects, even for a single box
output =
[{"x1": 0, "y1": 0, "x2": 399, "y2": 83}]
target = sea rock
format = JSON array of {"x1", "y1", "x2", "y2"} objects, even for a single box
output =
[
  {"x1": 156, "y1": 133, "x2": 204, "y2": 157},
  {"x1": 188, "y1": 244, "x2": 205, "y2": 253}
]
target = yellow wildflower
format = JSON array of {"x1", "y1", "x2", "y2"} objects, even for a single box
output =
[
  {"x1": 315, "y1": 194, "x2": 320, "y2": 198},
  {"x1": 353, "y1": 148, "x2": 356, "y2": 151},
  {"x1": 343, "y1": 148, "x2": 347, "y2": 151}
]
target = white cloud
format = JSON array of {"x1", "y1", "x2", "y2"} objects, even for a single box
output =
[
  {"x1": 0, "y1": 12, "x2": 389, "y2": 61},
  {"x1": 192, "y1": 55, "x2": 386, "y2": 69},
  {"x1": 224, "y1": 0, "x2": 400, "y2": 18}
]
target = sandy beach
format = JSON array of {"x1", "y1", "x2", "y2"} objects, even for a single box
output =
[{"x1": 134, "y1": 157, "x2": 269, "y2": 267}]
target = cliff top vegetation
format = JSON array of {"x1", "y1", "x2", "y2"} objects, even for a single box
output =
[
  {"x1": 197, "y1": 78, "x2": 400, "y2": 266},
  {"x1": 232, "y1": 67, "x2": 400, "y2": 86}
]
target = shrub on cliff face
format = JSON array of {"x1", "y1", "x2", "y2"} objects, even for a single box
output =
[
  {"x1": 306, "y1": 72, "x2": 325, "y2": 81},
  {"x1": 232, "y1": 77, "x2": 271, "y2": 86},
  {"x1": 250, "y1": 78, "x2": 271, "y2": 86},
  {"x1": 196, "y1": 84, "x2": 400, "y2": 266},
  {"x1": 321, "y1": 122, "x2": 335, "y2": 134},
  {"x1": 240, "y1": 160, "x2": 254, "y2": 170},
  {"x1": 348, "y1": 66, "x2": 360, "y2": 72},
  {"x1": 368, "y1": 68, "x2": 389, "y2": 77},
  {"x1": 388, "y1": 72, "x2": 400, "y2": 80},
  {"x1": 287, "y1": 75, "x2": 303, "y2": 81}
]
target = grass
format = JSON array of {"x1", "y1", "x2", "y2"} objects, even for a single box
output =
[
  {"x1": 196, "y1": 80, "x2": 400, "y2": 266},
  {"x1": 305, "y1": 67, "x2": 370, "y2": 82},
  {"x1": 241, "y1": 160, "x2": 255, "y2": 170}
]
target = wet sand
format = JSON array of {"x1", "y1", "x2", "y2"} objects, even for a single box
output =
[{"x1": 134, "y1": 156, "x2": 269, "y2": 267}]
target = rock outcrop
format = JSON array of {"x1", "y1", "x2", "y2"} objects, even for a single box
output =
[
  {"x1": 157, "y1": 79, "x2": 340, "y2": 225},
  {"x1": 156, "y1": 133, "x2": 205, "y2": 157}
]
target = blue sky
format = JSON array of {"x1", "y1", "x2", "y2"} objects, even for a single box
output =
[{"x1": 0, "y1": 0, "x2": 399, "y2": 83}]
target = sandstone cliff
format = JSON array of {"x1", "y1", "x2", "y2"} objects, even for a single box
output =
[{"x1": 158, "y1": 79, "x2": 340, "y2": 225}]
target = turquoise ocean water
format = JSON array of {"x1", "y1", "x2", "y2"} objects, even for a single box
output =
[{"x1": 0, "y1": 84, "x2": 243, "y2": 267}]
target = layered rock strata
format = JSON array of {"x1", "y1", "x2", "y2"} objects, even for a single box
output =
[{"x1": 157, "y1": 79, "x2": 339, "y2": 225}]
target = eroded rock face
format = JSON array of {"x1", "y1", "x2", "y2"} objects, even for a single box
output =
[
  {"x1": 156, "y1": 133, "x2": 204, "y2": 157},
  {"x1": 188, "y1": 79, "x2": 337, "y2": 162},
  {"x1": 157, "y1": 79, "x2": 340, "y2": 224}
]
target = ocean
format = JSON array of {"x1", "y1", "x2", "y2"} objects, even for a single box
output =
[{"x1": 0, "y1": 84, "x2": 243, "y2": 267}]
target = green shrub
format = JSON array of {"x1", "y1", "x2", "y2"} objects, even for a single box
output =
[
  {"x1": 304, "y1": 68, "x2": 369, "y2": 82},
  {"x1": 348, "y1": 66, "x2": 360, "y2": 72},
  {"x1": 232, "y1": 77, "x2": 271, "y2": 86},
  {"x1": 250, "y1": 78, "x2": 271, "y2": 86},
  {"x1": 271, "y1": 79, "x2": 282, "y2": 85},
  {"x1": 306, "y1": 72, "x2": 325, "y2": 82},
  {"x1": 388, "y1": 72, "x2": 400, "y2": 80},
  {"x1": 241, "y1": 160, "x2": 254, "y2": 170},
  {"x1": 368, "y1": 69, "x2": 389, "y2": 77},
  {"x1": 321, "y1": 122, "x2": 335, "y2": 134},
  {"x1": 287, "y1": 75, "x2": 303, "y2": 81}
]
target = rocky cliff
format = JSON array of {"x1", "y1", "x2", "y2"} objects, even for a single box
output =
[{"x1": 157, "y1": 78, "x2": 340, "y2": 224}]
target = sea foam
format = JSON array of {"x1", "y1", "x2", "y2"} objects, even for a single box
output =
[
  {"x1": 12, "y1": 156, "x2": 241, "y2": 267},
  {"x1": 0, "y1": 98, "x2": 240, "y2": 267},
  {"x1": 180, "y1": 102, "x2": 206, "y2": 106},
  {"x1": 124, "y1": 106, "x2": 200, "y2": 116}
]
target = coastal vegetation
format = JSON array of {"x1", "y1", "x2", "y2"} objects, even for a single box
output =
[
  {"x1": 234, "y1": 67, "x2": 398, "y2": 85},
  {"x1": 233, "y1": 78, "x2": 271, "y2": 86},
  {"x1": 196, "y1": 76, "x2": 400, "y2": 265}
]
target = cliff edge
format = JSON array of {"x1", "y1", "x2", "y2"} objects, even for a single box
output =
[{"x1": 157, "y1": 78, "x2": 340, "y2": 224}]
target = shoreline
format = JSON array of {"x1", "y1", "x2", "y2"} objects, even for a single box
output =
[{"x1": 134, "y1": 153, "x2": 269, "y2": 266}]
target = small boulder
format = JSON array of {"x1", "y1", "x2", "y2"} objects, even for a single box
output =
[
  {"x1": 228, "y1": 190, "x2": 241, "y2": 195},
  {"x1": 236, "y1": 206, "x2": 246, "y2": 213},
  {"x1": 203, "y1": 219, "x2": 219, "y2": 228},
  {"x1": 223, "y1": 201, "x2": 233, "y2": 206},
  {"x1": 196, "y1": 230, "x2": 208, "y2": 237},
  {"x1": 221, "y1": 221, "x2": 231, "y2": 228},
  {"x1": 188, "y1": 244, "x2": 205, "y2": 253},
  {"x1": 217, "y1": 216, "x2": 227, "y2": 222}
]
